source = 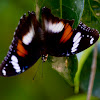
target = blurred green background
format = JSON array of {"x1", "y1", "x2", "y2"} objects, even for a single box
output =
[{"x1": 0, "y1": 0, "x2": 100, "y2": 100}]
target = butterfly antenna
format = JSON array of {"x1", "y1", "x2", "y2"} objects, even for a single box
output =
[
  {"x1": 42, "y1": 61, "x2": 44, "y2": 78},
  {"x1": 33, "y1": 61, "x2": 42, "y2": 80}
]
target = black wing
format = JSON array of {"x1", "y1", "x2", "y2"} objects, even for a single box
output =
[
  {"x1": 64, "y1": 22, "x2": 99, "y2": 56},
  {"x1": 42, "y1": 7, "x2": 99, "y2": 57},
  {"x1": 0, "y1": 11, "x2": 42, "y2": 77}
]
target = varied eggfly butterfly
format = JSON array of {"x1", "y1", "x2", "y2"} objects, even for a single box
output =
[{"x1": 0, "y1": 7, "x2": 99, "y2": 77}]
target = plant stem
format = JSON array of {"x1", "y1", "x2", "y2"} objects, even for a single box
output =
[
  {"x1": 36, "y1": 3, "x2": 39, "y2": 20},
  {"x1": 87, "y1": 43, "x2": 98, "y2": 100}
]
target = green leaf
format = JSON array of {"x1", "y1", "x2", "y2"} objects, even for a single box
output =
[
  {"x1": 65, "y1": 93, "x2": 99, "y2": 100},
  {"x1": 80, "y1": 41, "x2": 100, "y2": 98},
  {"x1": 82, "y1": 0, "x2": 100, "y2": 32},
  {"x1": 48, "y1": 55, "x2": 78, "y2": 86},
  {"x1": 37, "y1": 0, "x2": 84, "y2": 27},
  {"x1": 74, "y1": 46, "x2": 94, "y2": 93},
  {"x1": 62, "y1": 0, "x2": 84, "y2": 27}
]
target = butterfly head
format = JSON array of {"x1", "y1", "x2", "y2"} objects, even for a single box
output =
[
  {"x1": 42, "y1": 7, "x2": 51, "y2": 14},
  {"x1": 41, "y1": 54, "x2": 48, "y2": 62}
]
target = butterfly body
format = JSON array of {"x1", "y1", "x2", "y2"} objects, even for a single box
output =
[{"x1": 0, "y1": 7, "x2": 99, "y2": 77}]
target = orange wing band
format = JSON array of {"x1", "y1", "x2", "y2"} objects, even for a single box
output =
[
  {"x1": 60, "y1": 23, "x2": 73, "y2": 43},
  {"x1": 17, "y1": 40, "x2": 28, "y2": 57}
]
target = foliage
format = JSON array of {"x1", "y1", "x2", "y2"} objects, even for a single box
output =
[{"x1": 48, "y1": 55, "x2": 78, "y2": 86}]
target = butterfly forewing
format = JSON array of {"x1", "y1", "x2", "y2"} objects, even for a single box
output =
[
  {"x1": 0, "y1": 12, "x2": 42, "y2": 76},
  {"x1": 42, "y1": 7, "x2": 75, "y2": 56}
]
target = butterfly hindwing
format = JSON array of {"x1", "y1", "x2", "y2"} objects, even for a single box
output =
[
  {"x1": 69, "y1": 22, "x2": 99, "y2": 54},
  {"x1": 0, "y1": 12, "x2": 42, "y2": 76}
]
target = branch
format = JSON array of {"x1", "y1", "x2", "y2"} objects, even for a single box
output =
[
  {"x1": 36, "y1": 3, "x2": 39, "y2": 20},
  {"x1": 87, "y1": 43, "x2": 98, "y2": 100}
]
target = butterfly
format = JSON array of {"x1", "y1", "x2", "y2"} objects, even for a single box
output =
[{"x1": 0, "y1": 7, "x2": 99, "y2": 77}]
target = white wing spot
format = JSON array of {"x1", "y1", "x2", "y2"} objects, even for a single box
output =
[
  {"x1": 44, "y1": 20, "x2": 64, "y2": 33},
  {"x1": 2, "y1": 67, "x2": 6, "y2": 76},
  {"x1": 71, "y1": 32, "x2": 82, "y2": 53},
  {"x1": 73, "y1": 32, "x2": 81, "y2": 42},
  {"x1": 87, "y1": 35, "x2": 89, "y2": 37},
  {"x1": 90, "y1": 36, "x2": 92, "y2": 38},
  {"x1": 11, "y1": 61, "x2": 21, "y2": 73},
  {"x1": 73, "y1": 37, "x2": 82, "y2": 46},
  {"x1": 71, "y1": 43, "x2": 79, "y2": 51},
  {"x1": 71, "y1": 48, "x2": 77, "y2": 53},
  {"x1": 23, "y1": 24, "x2": 34, "y2": 45},
  {"x1": 11, "y1": 55, "x2": 21, "y2": 73},
  {"x1": 11, "y1": 55, "x2": 18, "y2": 63},
  {"x1": 6, "y1": 64, "x2": 8, "y2": 66},
  {"x1": 82, "y1": 35, "x2": 84, "y2": 37},
  {"x1": 90, "y1": 38, "x2": 94, "y2": 44}
]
